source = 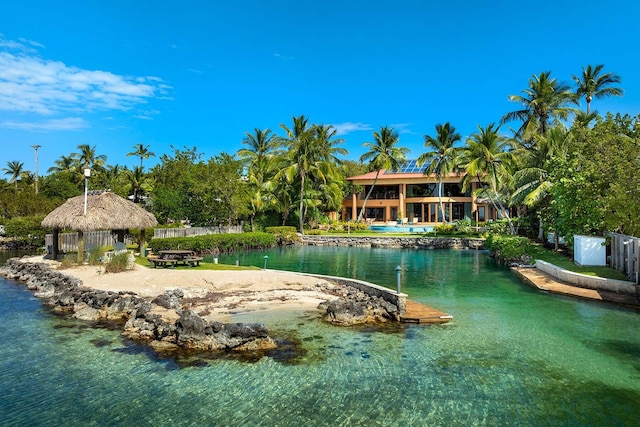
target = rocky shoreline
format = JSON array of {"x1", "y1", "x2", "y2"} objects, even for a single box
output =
[
  {"x1": 301, "y1": 235, "x2": 485, "y2": 250},
  {"x1": 0, "y1": 257, "x2": 403, "y2": 356}
]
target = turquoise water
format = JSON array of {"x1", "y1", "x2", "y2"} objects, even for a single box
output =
[{"x1": 2, "y1": 248, "x2": 640, "y2": 426}]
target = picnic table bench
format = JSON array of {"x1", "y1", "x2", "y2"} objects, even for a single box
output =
[{"x1": 148, "y1": 250, "x2": 204, "y2": 268}]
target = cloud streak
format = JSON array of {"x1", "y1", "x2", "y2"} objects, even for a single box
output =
[
  {"x1": 330, "y1": 121, "x2": 373, "y2": 135},
  {"x1": 0, "y1": 35, "x2": 170, "y2": 116},
  {"x1": 0, "y1": 117, "x2": 89, "y2": 131}
]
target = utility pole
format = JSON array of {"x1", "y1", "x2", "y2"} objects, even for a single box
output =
[{"x1": 31, "y1": 145, "x2": 41, "y2": 195}]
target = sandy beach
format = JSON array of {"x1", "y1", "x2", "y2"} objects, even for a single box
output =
[{"x1": 23, "y1": 256, "x2": 340, "y2": 321}]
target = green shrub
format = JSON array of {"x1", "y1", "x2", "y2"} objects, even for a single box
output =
[
  {"x1": 58, "y1": 254, "x2": 77, "y2": 270},
  {"x1": 484, "y1": 234, "x2": 533, "y2": 265},
  {"x1": 306, "y1": 229, "x2": 323, "y2": 235},
  {"x1": 265, "y1": 226, "x2": 299, "y2": 245},
  {"x1": 4, "y1": 214, "x2": 47, "y2": 246},
  {"x1": 104, "y1": 252, "x2": 131, "y2": 273},
  {"x1": 328, "y1": 220, "x2": 369, "y2": 233},
  {"x1": 484, "y1": 219, "x2": 515, "y2": 235},
  {"x1": 434, "y1": 223, "x2": 457, "y2": 235},
  {"x1": 148, "y1": 232, "x2": 276, "y2": 254},
  {"x1": 87, "y1": 246, "x2": 104, "y2": 266}
]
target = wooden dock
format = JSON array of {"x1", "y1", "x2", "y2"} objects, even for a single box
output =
[
  {"x1": 512, "y1": 267, "x2": 640, "y2": 308},
  {"x1": 400, "y1": 300, "x2": 453, "y2": 324}
]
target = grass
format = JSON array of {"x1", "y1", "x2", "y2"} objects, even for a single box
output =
[
  {"x1": 134, "y1": 256, "x2": 259, "y2": 271},
  {"x1": 528, "y1": 244, "x2": 628, "y2": 281}
]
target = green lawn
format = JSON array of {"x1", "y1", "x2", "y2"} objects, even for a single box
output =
[
  {"x1": 134, "y1": 257, "x2": 260, "y2": 271},
  {"x1": 528, "y1": 244, "x2": 628, "y2": 280}
]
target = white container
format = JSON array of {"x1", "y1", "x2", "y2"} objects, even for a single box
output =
[{"x1": 574, "y1": 235, "x2": 606, "y2": 266}]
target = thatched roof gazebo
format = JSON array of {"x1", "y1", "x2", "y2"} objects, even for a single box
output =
[{"x1": 42, "y1": 190, "x2": 158, "y2": 261}]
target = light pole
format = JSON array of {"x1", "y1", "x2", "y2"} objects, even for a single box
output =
[
  {"x1": 31, "y1": 145, "x2": 41, "y2": 195},
  {"x1": 83, "y1": 168, "x2": 91, "y2": 215},
  {"x1": 395, "y1": 265, "x2": 402, "y2": 294},
  {"x1": 263, "y1": 255, "x2": 269, "y2": 270}
]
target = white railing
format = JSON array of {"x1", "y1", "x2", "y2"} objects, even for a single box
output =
[{"x1": 153, "y1": 226, "x2": 243, "y2": 239}]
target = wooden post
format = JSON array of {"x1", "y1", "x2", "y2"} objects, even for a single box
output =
[
  {"x1": 77, "y1": 230, "x2": 85, "y2": 264},
  {"x1": 52, "y1": 228, "x2": 59, "y2": 260}
]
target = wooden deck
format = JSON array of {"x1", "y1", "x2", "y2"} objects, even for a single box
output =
[
  {"x1": 513, "y1": 267, "x2": 640, "y2": 308},
  {"x1": 400, "y1": 300, "x2": 453, "y2": 324}
]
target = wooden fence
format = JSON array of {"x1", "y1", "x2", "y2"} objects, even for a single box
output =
[
  {"x1": 45, "y1": 231, "x2": 134, "y2": 253},
  {"x1": 607, "y1": 232, "x2": 640, "y2": 283},
  {"x1": 152, "y1": 226, "x2": 242, "y2": 239}
]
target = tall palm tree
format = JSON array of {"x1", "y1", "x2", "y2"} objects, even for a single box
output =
[
  {"x1": 418, "y1": 122, "x2": 461, "y2": 223},
  {"x1": 501, "y1": 71, "x2": 578, "y2": 141},
  {"x1": 357, "y1": 126, "x2": 409, "y2": 223},
  {"x1": 124, "y1": 165, "x2": 153, "y2": 203},
  {"x1": 280, "y1": 115, "x2": 315, "y2": 233},
  {"x1": 47, "y1": 155, "x2": 76, "y2": 174},
  {"x1": 512, "y1": 126, "x2": 573, "y2": 243},
  {"x1": 73, "y1": 144, "x2": 107, "y2": 172},
  {"x1": 572, "y1": 64, "x2": 623, "y2": 114},
  {"x1": 3, "y1": 160, "x2": 24, "y2": 192},
  {"x1": 237, "y1": 128, "x2": 282, "y2": 231},
  {"x1": 127, "y1": 143, "x2": 156, "y2": 169},
  {"x1": 458, "y1": 123, "x2": 515, "y2": 234}
]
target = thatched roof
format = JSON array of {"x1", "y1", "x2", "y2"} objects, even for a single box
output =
[{"x1": 42, "y1": 191, "x2": 158, "y2": 232}]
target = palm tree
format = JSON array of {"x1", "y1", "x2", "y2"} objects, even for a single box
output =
[
  {"x1": 458, "y1": 124, "x2": 515, "y2": 234},
  {"x1": 127, "y1": 143, "x2": 156, "y2": 169},
  {"x1": 73, "y1": 144, "x2": 107, "y2": 172},
  {"x1": 501, "y1": 71, "x2": 578, "y2": 141},
  {"x1": 573, "y1": 64, "x2": 623, "y2": 114},
  {"x1": 3, "y1": 161, "x2": 24, "y2": 192},
  {"x1": 357, "y1": 126, "x2": 409, "y2": 223},
  {"x1": 237, "y1": 128, "x2": 282, "y2": 231},
  {"x1": 280, "y1": 115, "x2": 315, "y2": 233},
  {"x1": 123, "y1": 165, "x2": 154, "y2": 203},
  {"x1": 418, "y1": 122, "x2": 461, "y2": 223},
  {"x1": 47, "y1": 155, "x2": 76, "y2": 174},
  {"x1": 512, "y1": 126, "x2": 573, "y2": 243}
]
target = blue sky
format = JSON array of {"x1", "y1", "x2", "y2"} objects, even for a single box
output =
[{"x1": 1, "y1": 0, "x2": 639, "y2": 174}]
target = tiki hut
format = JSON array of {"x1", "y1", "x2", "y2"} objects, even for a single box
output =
[{"x1": 42, "y1": 190, "x2": 158, "y2": 262}]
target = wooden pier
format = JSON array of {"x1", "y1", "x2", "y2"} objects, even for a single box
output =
[{"x1": 400, "y1": 300, "x2": 453, "y2": 324}]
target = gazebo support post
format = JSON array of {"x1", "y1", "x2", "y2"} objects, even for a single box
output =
[
  {"x1": 139, "y1": 228, "x2": 146, "y2": 257},
  {"x1": 77, "y1": 230, "x2": 85, "y2": 264},
  {"x1": 52, "y1": 228, "x2": 59, "y2": 260}
]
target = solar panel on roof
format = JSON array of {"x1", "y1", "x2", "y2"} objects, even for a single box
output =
[{"x1": 385, "y1": 159, "x2": 428, "y2": 174}]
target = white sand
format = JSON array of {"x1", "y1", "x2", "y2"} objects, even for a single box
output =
[{"x1": 23, "y1": 256, "x2": 339, "y2": 321}]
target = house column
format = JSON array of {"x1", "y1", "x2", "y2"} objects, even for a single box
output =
[
  {"x1": 351, "y1": 192, "x2": 357, "y2": 220},
  {"x1": 399, "y1": 183, "x2": 405, "y2": 219}
]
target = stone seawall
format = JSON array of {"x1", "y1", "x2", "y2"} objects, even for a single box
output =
[{"x1": 301, "y1": 235, "x2": 485, "y2": 250}]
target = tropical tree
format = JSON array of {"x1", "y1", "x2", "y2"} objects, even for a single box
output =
[
  {"x1": 501, "y1": 71, "x2": 578, "y2": 142},
  {"x1": 238, "y1": 128, "x2": 282, "y2": 230},
  {"x1": 572, "y1": 64, "x2": 623, "y2": 114},
  {"x1": 279, "y1": 115, "x2": 316, "y2": 234},
  {"x1": 418, "y1": 122, "x2": 461, "y2": 223},
  {"x1": 3, "y1": 161, "x2": 24, "y2": 192},
  {"x1": 73, "y1": 144, "x2": 107, "y2": 172},
  {"x1": 123, "y1": 165, "x2": 154, "y2": 203},
  {"x1": 47, "y1": 155, "x2": 76, "y2": 174},
  {"x1": 127, "y1": 143, "x2": 156, "y2": 169},
  {"x1": 512, "y1": 126, "x2": 573, "y2": 243},
  {"x1": 357, "y1": 126, "x2": 409, "y2": 223},
  {"x1": 458, "y1": 123, "x2": 516, "y2": 233}
]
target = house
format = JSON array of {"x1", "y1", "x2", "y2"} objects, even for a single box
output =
[{"x1": 341, "y1": 160, "x2": 510, "y2": 224}]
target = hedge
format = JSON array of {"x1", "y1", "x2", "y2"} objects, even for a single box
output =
[
  {"x1": 148, "y1": 232, "x2": 276, "y2": 255},
  {"x1": 484, "y1": 234, "x2": 533, "y2": 265}
]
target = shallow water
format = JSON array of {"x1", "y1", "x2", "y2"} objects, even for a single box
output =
[{"x1": 2, "y1": 248, "x2": 640, "y2": 426}]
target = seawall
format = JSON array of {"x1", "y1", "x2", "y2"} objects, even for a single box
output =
[{"x1": 300, "y1": 235, "x2": 485, "y2": 250}]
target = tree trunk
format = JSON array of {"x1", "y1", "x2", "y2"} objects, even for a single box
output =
[
  {"x1": 493, "y1": 191, "x2": 515, "y2": 234},
  {"x1": 298, "y1": 171, "x2": 305, "y2": 234},
  {"x1": 356, "y1": 171, "x2": 380, "y2": 223},
  {"x1": 438, "y1": 179, "x2": 446, "y2": 223}
]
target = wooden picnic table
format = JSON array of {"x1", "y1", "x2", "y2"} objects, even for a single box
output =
[{"x1": 148, "y1": 250, "x2": 203, "y2": 268}]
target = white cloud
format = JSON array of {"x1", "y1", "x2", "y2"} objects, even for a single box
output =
[
  {"x1": 0, "y1": 117, "x2": 89, "y2": 131},
  {"x1": 390, "y1": 123, "x2": 415, "y2": 135},
  {"x1": 330, "y1": 122, "x2": 373, "y2": 135},
  {"x1": 273, "y1": 53, "x2": 293, "y2": 62},
  {"x1": 0, "y1": 35, "x2": 170, "y2": 116}
]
